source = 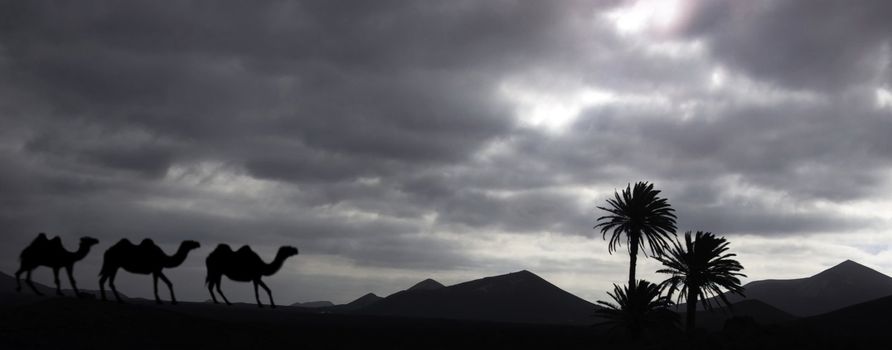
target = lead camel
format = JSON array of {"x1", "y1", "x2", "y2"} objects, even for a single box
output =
[{"x1": 205, "y1": 244, "x2": 298, "y2": 308}]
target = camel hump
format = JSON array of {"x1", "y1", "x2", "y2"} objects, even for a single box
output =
[
  {"x1": 215, "y1": 243, "x2": 233, "y2": 252},
  {"x1": 236, "y1": 245, "x2": 253, "y2": 253},
  {"x1": 47, "y1": 236, "x2": 64, "y2": 249},
  {"x1": 31, "y1": 233, "x2": 49, "y2": 246},
  {"x1": 140, "y1": 238, "x2": 155, "y2": 247},
  {"x1": 21, "y1": 233, "x2": 50, "y2": 260}
]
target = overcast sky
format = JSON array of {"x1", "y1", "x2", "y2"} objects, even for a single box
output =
[{"x1": 2, "y1": 0, "x2": 892, "y2": 305}]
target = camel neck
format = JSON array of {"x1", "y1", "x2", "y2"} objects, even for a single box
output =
[
  {"x1": 261, "y1": 250, "x2": 290, "y2": 276},
  {"x1": 163, "y1": 243, "x2": 193, "y2": 268},
  {"x1": 72, "y1": 243, "x2": 93, "y2": 261}
]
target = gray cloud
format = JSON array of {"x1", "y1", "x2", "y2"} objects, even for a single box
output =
[
  {"x1": 684, "y1": 0, "x2": 892, "y2": 91},
  {"x1": 2, "y1": 1, "x2": 892, "y2": 302}
]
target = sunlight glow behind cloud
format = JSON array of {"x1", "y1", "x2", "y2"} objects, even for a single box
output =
[
  {"x1": 605, "y1": 0, "x2": 685, "y2": 35},
  {"x1": 877, "y1": 87, "x2": 892, "y2": 109},
  {"x1": 499, "y1": 81, "x2": 616, "y2": 133}
]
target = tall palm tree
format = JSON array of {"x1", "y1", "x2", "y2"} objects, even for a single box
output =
[
  {"x1": 596, "y1": 280, "x2": 678, "y2": 338},
  {"x1": 656, "y1": 231, "x2": 746, "y2": 333},
  {"x1": 596, "y1": 182, "x2": 677, "y2": 288}
]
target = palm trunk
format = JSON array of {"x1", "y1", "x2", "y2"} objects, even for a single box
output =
[
  {"x1": 686, "y1": 290, "x2": 697, "y2": 334},
  {"x1": 628, "y1": 234, "x2": 639, "y2": 288}
]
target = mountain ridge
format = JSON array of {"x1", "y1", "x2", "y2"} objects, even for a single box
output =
[
  {"x1": 724, "y1": 259, "x2": 892, "y2": 317},
  {"x1": 359, "y1": 270, "x2": 598, "y2": 325},
  {"x1": 407, "y1": 278, "x2": 445, "y2": 291}
]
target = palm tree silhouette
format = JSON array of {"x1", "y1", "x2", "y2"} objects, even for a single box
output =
[
  {"x1": 596, "y1": 182, "x2": 677, "y2": 288},
  {"x1": 596, "y1": 280, "x2": 678, "y2": 339},
  {"x1": 656, "y1": 231, "x2": 746, "y2": 334}
]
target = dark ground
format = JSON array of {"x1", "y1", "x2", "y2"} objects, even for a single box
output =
[
  {"x1": 0, "y1": 296, "x2": 602, "y2": 350},
  {"x1": 0, "y1": 294, "x2": 889, "y2": 350}
]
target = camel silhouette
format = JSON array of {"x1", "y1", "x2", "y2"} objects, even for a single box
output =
[
  {"x1": 98, "y1": 238, "x2": 200, "y2": 304},
  {"x1": 15, "y1": 233, "x2": 100, "y2": 297},
  {"x1": 205, "y1": 244, "x2": 299, "y2": 308}
]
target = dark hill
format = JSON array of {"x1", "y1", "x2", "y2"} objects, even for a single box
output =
[
  {"x1": 359, "y1": 270, "x2": 597, "y2": 325},
  {"x1": 407, "y1": 278, "x2": 445, "y2": 291},
  {"x1": 793, "y1": 293, "x2": 892, "y2": 338},
  {"x1": 0, "y1": 270, "x2": 54, "y2": 294},
  {"x1": 0, "y1": 270, "x2": 114, "y2": 306},
  {"x1": 0, "y1": 271, "x2": 54, "y2": 307},
  {"x1": 327, "y1": 292, "x2": 384, "y2": 312},
  {"x1": 348, "y1": 292, "x2": 383, "y2": 308},
  {"x1": 727, "y1": 260, "x2": 892, "y2": 316},
  {"x1": 692, "y1": 299, "x2": 796, "y2": 330}
]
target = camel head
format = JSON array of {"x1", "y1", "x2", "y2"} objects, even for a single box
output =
[
  {"x1": 80, "y1": 236, "x2": 100, "y2": 248},
  {"x1": 279, "y1": 246, "x2": 299, "y2": 258},
  {"x1": 182, "y1": 240, "x2": 201, "y2": 251}
]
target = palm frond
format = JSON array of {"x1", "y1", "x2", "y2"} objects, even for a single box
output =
[
  {"x1": 595, "y1": 182, "x2": 677, "y2": 256},
  {"x1": 656, "y1": 231, "x2": 747, "y2": 310},
  {"x1": 595, "y1": 280, "x2": 679, "y2": 336}
]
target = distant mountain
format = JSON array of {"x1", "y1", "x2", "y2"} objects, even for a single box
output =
[
  {"x1": 327, "y1": 279, "x2": 442, "y2": 312},
  {"x1": 325, "y1": 292, "x2": 384, "y2": 312},
  {"x1": 291, "y1": 301, "x2": 335, "y2": 308},
  {"x1": 728, "y1": 260, "x2": 892, "y2": 317},
  {"x1": 692, "y1": 299, "x2": 796, "y2": 330},
  {"x1": 407, "y1": 278, "x2": 445, "y2": 291},
  {"x1": 349, "y1": 292, "x2": 383, "y2": 308},
  {"x1": 359, "y1": 270, "x2": 598, "y2": 325}
]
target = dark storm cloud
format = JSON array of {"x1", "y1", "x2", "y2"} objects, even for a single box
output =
[
  {"x1": 0, "y1": 0, "x2": 612, "y2": 274},
  {"x1": 24, "y1": 126, "x2": 177, "y2": 178},
  {"x1": 0, "y1": 0, "x2": 594, "y2": 176},
  {"x1": 685, "y1": 0, "x2": 892, "y2": 91}
]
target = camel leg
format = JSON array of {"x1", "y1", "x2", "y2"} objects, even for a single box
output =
[
  {"x1": 208, "y1": 281, "x2": 219, "y2": 304},
  {"x1": 152, "y1": 273, "x2": 162, "y2": 304},
  {"x1": 99, "y1": 273, "x2": 110, "y2": 301},
  {"x1": 14, "y1": 267, "x2": 24, "y2": 292},
  {"x1": 215, "y1": 282, "x2": 231, "y2": 306},
  {"x1": 52, "y1": 268, "x2": 64, "y2": 296},
  {"x1": 99, "y1": 275, "x2": 107, "y2": 300},
  {"x1": 158, "y1": 272, "x2": 176, "y2": 305},
  {"x1": 108, "y1": 271, "x2": 123, "y2": 303},
  {"x1": 65, "y1": 265, "x2": 81, "y2": 298},
  {"x1": 257, "y1": 280, "x2": 275, "y2": 309},
  {"x1": 253, "y1": 280, "x2": 263, "y2": 308},
  {"x1": 25, "y1": 270, "x2": 43, "y2": 296}
]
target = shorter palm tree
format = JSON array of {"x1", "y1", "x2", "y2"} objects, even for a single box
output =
[
  {"x1": 656, "y1": 231, "x2": 746, "y2": 333},
  {"x1": 596, "y1": 280, "x2": 679, "y2": 339}
]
